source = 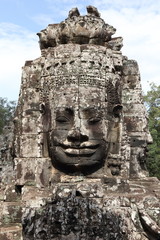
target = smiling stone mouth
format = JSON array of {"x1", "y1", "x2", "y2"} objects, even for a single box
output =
[
  {"x1": 59, "y1": 143, "x2": 99, "y2": 149},
  {"x1": 59, "y1": 143, "x2": 99, "y2": 156},
  {"x1": 64, "y1": 148, "x2": 97, "y2": 156}
]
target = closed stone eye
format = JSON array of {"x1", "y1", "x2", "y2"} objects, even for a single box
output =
[
  {"x1": 56, "y1": 116, "x2": 70, "y2": 123},
  {"x1": 88, "y1": 117, "x2": 101, "y2": 125}
]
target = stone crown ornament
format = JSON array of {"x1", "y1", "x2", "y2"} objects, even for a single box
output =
[{"x1": 37, "y1": 5, "x2": 123, "y2": 50}]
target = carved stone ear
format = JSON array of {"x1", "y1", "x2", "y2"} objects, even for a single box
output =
[
  {"x1": 112, "y1": 104, "x2": 123, "y2": 118},
  {"x1": 39, "y1": 103, "x2": 46, "y2": 115}
]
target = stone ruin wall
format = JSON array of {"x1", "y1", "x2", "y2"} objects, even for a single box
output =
[{"x1": 0, "y1": 6, "x2": 160, "y2": 240}]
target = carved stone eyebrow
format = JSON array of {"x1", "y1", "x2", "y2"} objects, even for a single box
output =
[
  {"x1": 65, "y1": 107, "x2": 74, "y2": 115},
  {"x1": 82, "y1": 106, "x2": 103, "y2": 112},
  {"x1": 82, "y1": 107, "x2": 96, "y2": 113},
  {"x1": 59, "y1": 107, "x2": 74, "y2": 114},
  {"x1": 55, "y1": 106, "x2": 74, "y2": 114},
  {"x1": 82, "y1": 107, "x2": 104, "y2": 119}
]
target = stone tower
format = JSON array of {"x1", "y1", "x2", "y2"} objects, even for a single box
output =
[{"x1": 0, "y1": 6, "x2": 160, "y2": 240}]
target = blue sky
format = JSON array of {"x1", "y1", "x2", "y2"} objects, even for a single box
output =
[{"x1": 0, "y1": 0, "x2": 160, "y2": 100}]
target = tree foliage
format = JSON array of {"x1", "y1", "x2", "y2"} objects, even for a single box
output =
[
  {"x1": 0, "y1": 98, "x2": 16, "y2": 134},
  {"x1": 144, "y1": 83, "x2": 160, "y2": 179}
]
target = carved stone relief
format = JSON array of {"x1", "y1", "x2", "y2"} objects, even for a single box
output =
[{"x1": 0, "y1": 6, "x2": 159, "y2": 240}]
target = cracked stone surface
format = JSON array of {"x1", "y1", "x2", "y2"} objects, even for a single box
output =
[{"x1": 0, "y1": 6, "x2": 160, "y2": 240}]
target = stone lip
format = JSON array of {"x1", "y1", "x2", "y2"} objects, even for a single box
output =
[
  {"x1": 64, "y1": 147, "x2": 97, "y2": 156},
  {"x1": 60, "y1": 142, "x2": 100, "y2": 154},
  {"x1": 37, "y1": 6, "x2": 123, "y2": 50}
]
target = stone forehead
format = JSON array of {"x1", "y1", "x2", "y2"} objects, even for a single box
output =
[
  {"x1": 44, "y1": 44, "x2": 115, "y2": 69},
  {"x1": 52, "y1": 86, "x2": 107, "y2": 107}
]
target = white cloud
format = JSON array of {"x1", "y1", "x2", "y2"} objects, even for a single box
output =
[
  {"x1": 0, "y1": 23, "x2": 40, "y2": 100},
  {"x1": 92, "y1": 0, "x2": 160, "y2": 11},
  {"x1": 98, "y1": 3, "x2": 160, "y2": 93}
]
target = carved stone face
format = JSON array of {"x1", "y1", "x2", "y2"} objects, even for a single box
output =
[{"x1": 48, "y1": 86, "x2": 110, "y2": 171}]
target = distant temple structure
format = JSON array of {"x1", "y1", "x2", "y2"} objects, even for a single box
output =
[{"x1": 0, "y1": 6, "x2": 160, "y2": 240}]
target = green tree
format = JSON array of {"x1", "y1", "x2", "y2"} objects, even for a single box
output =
[
  {"x1": 0, "y1": 98, "x2": 16, "y2": 134},
  {"x1": 144, "y1": 83, "x2": 160, "y2": 179}
]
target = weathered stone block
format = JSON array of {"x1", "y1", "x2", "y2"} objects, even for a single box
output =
[
  {"x1": 19, "y1": 135, "x2": 42, "y2": 158},
  {"x1": 0, "y1": 226, "x2": 22, "y2": 240},
  {"x1": 14, "y1": 158, "x2": 51, "y2": 187},
  {"x1": 4, "y1": 185, "x2": 20, "y2": 202},
  {"x1": 1, "y1": 203, "x2": 22, "y2": 226}
]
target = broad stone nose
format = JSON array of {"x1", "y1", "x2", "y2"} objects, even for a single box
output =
[
  {"x1": 67, "y1": 128, "x2": 89, "y2": 144},
  {"x1": 66, "y1": 110, "x2": 89, "y2": 144}
]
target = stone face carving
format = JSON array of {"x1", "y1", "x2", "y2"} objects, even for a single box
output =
[
  {"x1": 48, "y1": 86, "x2": 108, "y2": 171},
  {"x1": 42, "y1": 46, "x2": 123, "y2": 172},
  {"x1": 0, "y1": 6, "x2": 160, "y2": 240}
]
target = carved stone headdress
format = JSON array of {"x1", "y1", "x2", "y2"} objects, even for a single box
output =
[{"x1": 37, "y1": 6, "x2": 122, "y2": 50}]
